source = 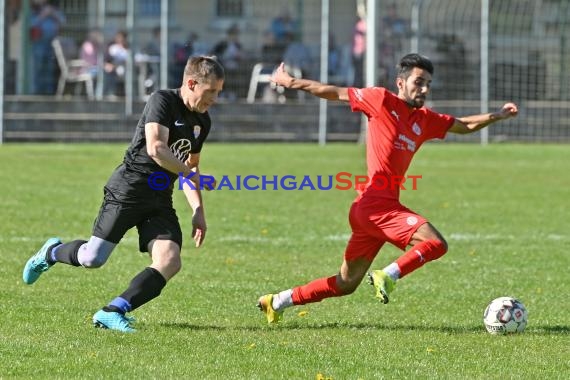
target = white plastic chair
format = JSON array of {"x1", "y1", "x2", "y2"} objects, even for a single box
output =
[
  {"x1": 52, "y1": 38, "x2": 94, "y2": 99},
  {"x1": 246, "y1": 63, "x2": 304, "y2": 103}
]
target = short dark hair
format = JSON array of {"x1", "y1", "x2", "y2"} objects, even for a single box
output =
[
  {"x1": 396, "y1": 53, "x2": 434, "y2": 78},
  {"x1": 183, "y1": 56, "x2": 225, "y2": 82}
]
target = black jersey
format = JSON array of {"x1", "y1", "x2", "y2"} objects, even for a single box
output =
[{"x1": 105, "y1": 89, "x2": 211, "y2": 200}]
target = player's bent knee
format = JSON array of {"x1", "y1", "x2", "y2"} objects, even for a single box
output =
[
  {"x1": 78, "y1": 236, "x2": 115, "y2": 268},
  {"x1": 426, "y1": 238, "x2": 448, "y2": 261},
  {"x1": 439, "y1": 237, "x2": 449, "y2": 252},
  {"x1": 168, "y1": 258, "x2": 182, "y2": 274},
  {"x1": 81, "y1": 256, "x2": 108, "y2": 268},
  {"x1": 336, "y1": 277, "x2": 360, "y2": 295},
  {"x1": 161, "y1": 254, "x2": 182, "y2": 277},
  {"x1": 341, "y1": 285, "x2": 358, "y2": 295},
  {"x1": 150, "y1": 241, "x2": 182, "y2": 279}
]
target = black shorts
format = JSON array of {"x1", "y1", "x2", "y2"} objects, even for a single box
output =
[{"x1": 92, "y1": 189, "x2": 182, "y2": 253}]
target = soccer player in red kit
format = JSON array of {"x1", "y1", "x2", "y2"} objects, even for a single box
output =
[{"x1": 257, "y1": 53, "x2": 518, "y2": 324}]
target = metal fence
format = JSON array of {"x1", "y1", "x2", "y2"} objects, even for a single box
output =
[{"x1": 1, "y1": 0, "x2": 569, "y2": 142}]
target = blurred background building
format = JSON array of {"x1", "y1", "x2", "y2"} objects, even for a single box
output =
[{"x1": 2, "y1": 0, "x2": 569, "y2": 143}]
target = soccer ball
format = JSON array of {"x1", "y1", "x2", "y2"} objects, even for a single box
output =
[{"x1": 483, "y1": 296, "x2": 528, "y2": 335}]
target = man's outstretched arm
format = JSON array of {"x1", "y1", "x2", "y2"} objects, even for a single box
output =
[
  {"x1": 449, "y1": 102, "x2": 518, "y2": 134},
  {"x1": 271, "y1": 62, "x2": 350, "y2": 102}
]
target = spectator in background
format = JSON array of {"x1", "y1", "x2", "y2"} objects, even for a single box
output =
[
  {"x1": 170, "y1": 32, "x2": 198, "y2": 88},
  {"x1": 261, "y1": 30, "x2": 285, "y2": 66},
  {"x1": 279, "y1": 32, "x2": 313, "y2": 102},
  {"x1": 79, "y1": 29, "x2": 104, "y2": 80},
  {"x1": 211, "y1": 24, "x2": 243, "y2": 71},
  {"x1": 210, "y1": 24, "x2": 243, "y2": 100},
  {"x1": 141, "y1": 26, "x2": 162, "y2": 94},
  {"x1": 104, "y1": 30, "x2": 129, "y2": 97},
  {"x1": 7, "y1": 0, "x2": 22, "y2": 94},
  {"x1": 379, "y1": 3, "x2": 408, "y2": 87},
  {"x1": 30, "y1": 0, "x2": 66, "y2": 94},
  {"x1": 282, "y1": 32, "x2": 313, "y2": 78},
  {"x1": 257, "y1": 30, "x2": 287, "y2": 103},
  {"x1": 328, "y1": 33, "x2": 342, "y2": 79},
  {"x1": 383, "y1": 3, "x2": 407, "y2": 37},
  {"x1": 351, "y1": 5, "x2": 366, "y2": 88},
  {"x1": 270, "y1": 7, "x2": 296, "y2": 45},
  {"x1": 143, "y1": 26, "x2": 161, "y2": 58}
]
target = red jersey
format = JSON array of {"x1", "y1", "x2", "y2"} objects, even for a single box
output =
[{"x1": 348, "y1": 87, "x2": 454, "y2": 200}]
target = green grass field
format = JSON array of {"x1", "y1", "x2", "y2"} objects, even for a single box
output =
[{"x1": 1, "y1": 143, "x2": 568, "y2": 379}]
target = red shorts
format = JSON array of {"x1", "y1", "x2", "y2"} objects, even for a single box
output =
[{"x1": 344, "y1": 196, "x2": 427, "y2": 261}]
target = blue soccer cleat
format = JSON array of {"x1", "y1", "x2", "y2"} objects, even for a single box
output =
[
  {"x1": 93, "y1": 310, "x2": 136, "y2": 333},
  {"x1": 22, "y1": 237, "x2": 61, "y2": 285}
]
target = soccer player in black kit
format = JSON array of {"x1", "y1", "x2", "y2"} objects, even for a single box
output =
[{"x1": 22, "y1": 56, "x2": 224, "y2": 332}]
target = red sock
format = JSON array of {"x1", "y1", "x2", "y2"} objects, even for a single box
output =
[
  {"x1": 291, "y1": 276, "x2": 344, "y2": 305},
  {"x1": 395, "y1": 239, "x2": 447, "y2": 278}
]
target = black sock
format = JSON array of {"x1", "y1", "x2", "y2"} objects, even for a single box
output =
[
  {"x1": 44, "y1": 242, "x2": 63, "y2": 264},
  {"x1": 49, "y1": 240, "x2": 87, "y2": 266},
  {"x1": 110, "y1": 267, "x2": 167, "y2": 312}
]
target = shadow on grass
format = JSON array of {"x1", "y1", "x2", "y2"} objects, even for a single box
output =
[
  {"x1": 159, "y1": 321, "x2": 479, "y2": 334},
  {"x1": 527, "y1": 325, "x2": 570, "y2": 335},
  {"x1": 159, "y1": 322, "x2": 570, "y2": 335}
]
